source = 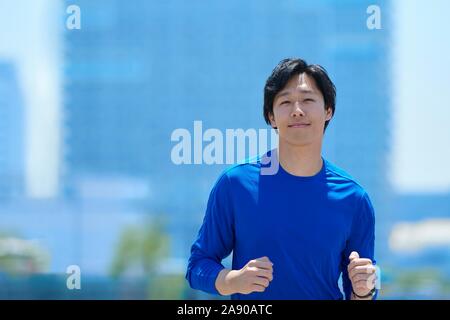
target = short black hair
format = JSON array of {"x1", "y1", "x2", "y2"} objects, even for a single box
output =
[{"x1": 263, "y1": 58, "x2": 336, "y2": 131}]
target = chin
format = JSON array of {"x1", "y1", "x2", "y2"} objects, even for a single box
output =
[{"x1": 282, "y1": 135, "x2": 312, "y2": 147}]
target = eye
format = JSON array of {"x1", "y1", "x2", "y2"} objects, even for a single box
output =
[
  {"x1": 304, "y1": 99, "x2": 315, "y2": 103},
  {"x1": 280, "y1": 100, "x2": 290, "y2": 105}
]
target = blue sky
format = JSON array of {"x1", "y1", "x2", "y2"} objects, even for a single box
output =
[
  {"x1": 0, "y1": 0, "x2": 449, "y2": 195},
  {"x1": 391, "y1": 0, "x2": 450, "y2": 193}
]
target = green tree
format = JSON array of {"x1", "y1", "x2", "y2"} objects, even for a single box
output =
[{"x1": 109, "y1": 216, "x2": 188, "y2": 299}]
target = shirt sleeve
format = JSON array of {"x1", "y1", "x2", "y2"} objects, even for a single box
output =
[
  {"x1": 185, "y1": 172, "x2": 235, "y2": 295},
  {"x1": 341, "y1": 191, "x2": 377, "y2": 300}
]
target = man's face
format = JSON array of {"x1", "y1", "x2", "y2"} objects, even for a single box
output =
[{"x1": 269, "y1": 73, "x2": 333, "y2": 147}]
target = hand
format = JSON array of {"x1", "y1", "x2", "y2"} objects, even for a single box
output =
[
  {"x1": 347, "y1": 251, "x2": 376, "y2": 299},
  {"x1": 223, "y1": 256, "x2": 274, "y2": 295}
]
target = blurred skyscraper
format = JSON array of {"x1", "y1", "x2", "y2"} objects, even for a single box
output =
[
  {"x1": 63, "y1": 0, "x2": 391, "y2": 260},
  {"x1": 0, "y1": 61, "x2": 25, "y2": 200},
  {"x1": 323, "y1": 0, "x2": 393, "y2": 261}
]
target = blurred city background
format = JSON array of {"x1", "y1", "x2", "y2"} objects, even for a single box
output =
[{"x1": 0, "y1": 0, "x2": 449, "y2": 299}]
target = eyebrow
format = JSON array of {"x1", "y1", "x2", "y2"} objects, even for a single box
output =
[{"x1": 275, "y1": 89, "x2": 316, "y2": 99}]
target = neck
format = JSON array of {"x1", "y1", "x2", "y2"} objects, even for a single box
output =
[{"x1": 277, "y1": 140, "x2": 323, "y2": 177}]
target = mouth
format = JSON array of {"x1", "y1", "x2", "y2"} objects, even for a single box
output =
[{"x1": 288, "y1": 123, "x2": 311, "y2": 128}]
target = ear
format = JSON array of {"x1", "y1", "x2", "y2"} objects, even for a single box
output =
[
  {"x1": 269, "y1": 112, "x2": 277, "y2": 129},
  {"x1": 325, "y1": 107, "x2": 333, "y2": 122}
]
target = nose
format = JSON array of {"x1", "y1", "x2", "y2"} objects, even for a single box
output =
[{"x1": 290, "y1": 101, "x2": 305, "y2": 118}]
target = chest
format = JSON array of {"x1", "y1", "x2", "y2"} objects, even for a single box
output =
[{"x1": 233, "y1": 186, "x2": 353, "y2": 258}]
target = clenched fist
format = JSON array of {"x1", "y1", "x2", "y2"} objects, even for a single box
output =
[
  {"x1": 348, "y1": 251, "x2": 377, "y2": 299},
  {"x1": 215, "y1": 256, "x2": 274, "y2": 295}
]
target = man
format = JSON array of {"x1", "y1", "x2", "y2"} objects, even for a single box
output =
[{"x1": 185, "y1": 58, "x2": 377, "y2": 300}]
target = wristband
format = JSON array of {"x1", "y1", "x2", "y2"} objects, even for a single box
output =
[{"x1": 352, "y1": 288, "x2": 376, "y2": 299}]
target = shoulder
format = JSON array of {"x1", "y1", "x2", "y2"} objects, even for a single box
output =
[
  {"x1": 218, "y1": 154, "x2": 261, "y2": 183},
  {"x1": 208, "y1": 155, "x2": 261, "y2": 202},
  {"x1": 324, "y1": 159, "x2": 371, "y2": 203},
  {"x1": 324, "y1": 160, "x2": 375, "y2": 225}
]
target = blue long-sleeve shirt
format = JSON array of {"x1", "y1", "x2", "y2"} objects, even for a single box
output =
[{"x1": 186, "y1": 150, "x2": 376, "y2": 300}]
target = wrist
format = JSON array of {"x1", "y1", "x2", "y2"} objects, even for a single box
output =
[
  {"x1": 351, "y1": 288, "x2": 375, "y2": 300},
  {"x1": 215, "y1": 269, "x2": 236, "y2": 296}
]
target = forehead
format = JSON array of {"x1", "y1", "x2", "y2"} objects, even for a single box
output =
[{"x1": 278, "y1": 73, "x2": 320, "y2": 96}]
